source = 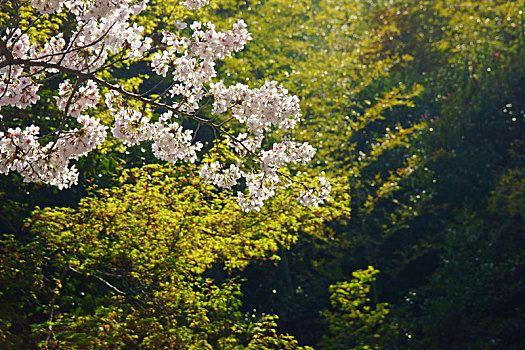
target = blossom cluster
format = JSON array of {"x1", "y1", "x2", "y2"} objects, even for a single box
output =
[
  {"x1": 199, "y1": 136, "x2": 320, "y2": 212},
  {"x1": 0, "y1": 0, "x2": 330, "y2": 210},
  {"x1": 151, "y1": 120, "x2": 203, "y2": 164},
  {"x1": 0, "y1": 115, "x2": 107, "y2": 189},
  {"x1": 181, "y1": 0, "x2": 209, "y2": 10},
  {"x1": 111, "y1": 107, "x2": 153, "y2": 146},
  {"x1": 210, "y1": 81, "x2": 301, "y2": 134},
  {"x1": 200, "y1": 162, "x2": 242, "y2": 189},
  {"x1": 226, "y1": 133, "x2": 263, "y2": 157},
  {"x1": 151, "y1": 19, "x2": 251, "y2": 114},
  {"x1": 0, "y1": 30, "x2": 40, "y2": 109},
  {"x1": 57, "y1": 80, "x2": 100, "y2": 117},
  {"x1": 107, "y1": 97, "x2": 203, "y2": 163},
  {"x1": 298, "y1": 176, "x2": 332, "y2": 208}
]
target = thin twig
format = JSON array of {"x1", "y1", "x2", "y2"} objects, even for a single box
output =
[
  {"x1": 68, "y1": 266, "x2": 127, "y2": 296},
  {"x1": 45, "y1": 77, "x2": 82, "y2": 153}
]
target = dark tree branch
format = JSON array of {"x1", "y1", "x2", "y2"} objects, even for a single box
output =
[{"x1": 68, "y1": 266, "x2": 127, "y2": 296}]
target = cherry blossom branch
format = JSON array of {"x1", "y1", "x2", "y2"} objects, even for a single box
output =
[
  {"x1": 0, "y1": 0, "x2": 331, "y2": 210},
  {"x1": 91, "y1": 45, "x2": 171, "y2": 74},
  {"x1": 46, "y1": 78, "x2": 82, "y2": 151},
  {"x1": 1, "y1": 57, "x2": 215, "y2": 123},
  {"x1": 139, "y1": 72, "x2": 172, "y2": 97}
]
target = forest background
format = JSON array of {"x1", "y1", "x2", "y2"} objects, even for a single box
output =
[{"x1": 1, "y1": 0, "x2": 524, "y2": 348}]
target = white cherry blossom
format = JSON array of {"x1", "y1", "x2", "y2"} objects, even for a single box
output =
[
  {"x1": 200, "y1": 162, "x2": 242, "y2": 189},
  {"x1": 151, "y1": 121, "x2": 203, "y2": 163},
  {"x1": 0, "y1": 0, "x2": 330, "y2": 210}
]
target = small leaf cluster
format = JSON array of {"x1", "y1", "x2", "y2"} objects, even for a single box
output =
[{"x1": 320, "y1": 267, "x2": 397, "y2": 350}]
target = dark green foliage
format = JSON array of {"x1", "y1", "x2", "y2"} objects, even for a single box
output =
[{"x1": 400, "y1": 170, "x2": 525, "y2": 349}]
